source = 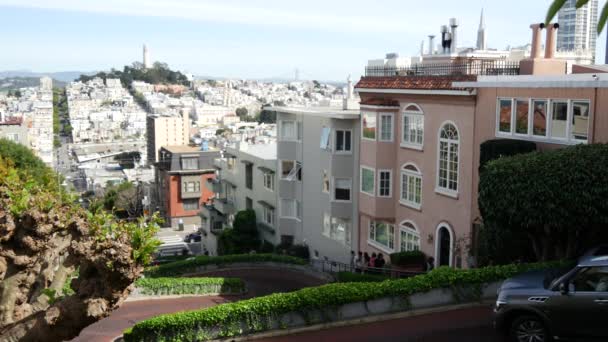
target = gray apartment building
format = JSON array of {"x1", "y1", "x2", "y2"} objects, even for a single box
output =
[
  {"x1": 272, "y1": 106, "x2": 360, "y2": 264},
  {"x1": 201, "y1": 140, "x2": 278, "y2": 255}
]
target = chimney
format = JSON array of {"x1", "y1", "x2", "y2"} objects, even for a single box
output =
[
  {"x1": 440, "y1": 25, "x2": 450, "y2": 54},
  {"x1": 530, "y1": 23, "x2": 545, "y2": 59},
  {"x1": 544, "y1": 23, "x2": 559, "y2": 59},
  {"x1": 449, "y1": 18, "x2": 459, "y2": 53},
  {"x1": 428, "y1": 35, "x2": 435, "y2": 54}
]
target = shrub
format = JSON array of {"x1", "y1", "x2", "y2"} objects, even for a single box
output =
[
  {"x1": 135, "y1": 277, "x2": 244, "y2": 296},
  {"x1": 125, "y1": 260, "x2": 570, "y2": 341},
  {"x1": 479, "y1": 139, "x2": 536, "y2": 170},
  {"x1": 259, "y1": 240, "x2": 275, "y2": 253},
  {"x1": 218, "y1": 210, "x2": 260, "y2": 255},
  {"x1": 390, "y1": 250, "x2": 426, "y2": 267},
  {"x1": 144, "y1": 253, "x2": 308, "y2": 278},
  {"x1": 479, "y1": 144, "x2": 608, "y2": 262},
  {"x1": 336, "y1": 272, "x2": 389, "y2": 283},
  {"x1": 276, "y1": 243, "x2": 310, "y2": 260}
]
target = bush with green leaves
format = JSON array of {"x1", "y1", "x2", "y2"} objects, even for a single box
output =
[
  {"x1": 479, "y1": 144, "x2": 608, "y2": 262},
  {"x1": 218, "y1": 210, "x2": 260, "y2": 255},
  {"x1": 389, "y1": 250, "x2": 426, "y2": 267},
  {"x1": 125, "y1": 260, "x2": 569, "y2": 341},
  {"x1": 144, "y1": 254, "x2": 308, "y2": 278},
  {"x1": 135, "y1": 277, "x2": 244, "y2": 296}
]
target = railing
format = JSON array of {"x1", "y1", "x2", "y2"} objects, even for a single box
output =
[
  {"x1": 365, "y1": 60, "x2": 520, "y2": 77},
  {"x1": 309, "y1": 259, "x2": 424, "y2": 279}
]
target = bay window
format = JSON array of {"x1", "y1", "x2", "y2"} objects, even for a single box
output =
[{"x1": 369, "y1": 221, "x2": 394, "y2": 251}]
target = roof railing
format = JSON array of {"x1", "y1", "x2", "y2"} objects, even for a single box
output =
[{"x1": 365, "y1": 60, "x2": 520, "y2": 77}]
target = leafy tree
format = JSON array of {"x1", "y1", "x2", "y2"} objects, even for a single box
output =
[
  {"x1": 235, "y1": 107, "x2": 248, "y2": 118},
  {"x1": 0, "y1": 149, "x2": 160, "y2": 341},
  {"x1": 215, "y1": 128, "x2": 227, "y2": 136},
  {"x1": 0, "y1": 139, "x2": 55, "y2": 187},
  {"x1": 547, "y1": 0, "x2": 608, "y2": 33},
  {"x1": 312, "y1": 80, "x2": 321, "y2": 88},
  {"x1": 217, "y1": 210, "x2": 260, "y2": 255},
  {"x1": 478, "y1": 144, "x2": 608, "y2": 262},
  {"x1": 257, "y1": 108, "x2": 276, "y2": 124}
]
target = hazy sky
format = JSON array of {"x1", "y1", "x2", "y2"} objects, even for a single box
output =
[{"x1": 0, "y1": 0, "x2": 606, "y2": 81}]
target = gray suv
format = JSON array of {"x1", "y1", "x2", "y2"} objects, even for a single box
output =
[{"x1": 494, "y1": 256, "x2": 608, "y2": 342}]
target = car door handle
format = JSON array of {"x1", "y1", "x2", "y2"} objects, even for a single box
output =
[{"x1": 594, "y1": 299, "x2": 608, "y2": 304}]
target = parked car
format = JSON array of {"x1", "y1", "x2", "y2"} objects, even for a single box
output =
[
  {"x1": 183, "y1": 233, "x2": 202, "y2": 243},
  {"x1": 494, "y1": 255, "x2": 608, "y2": 342},
  {"x1": 154, "y1": 242, "x2": 192, "y2": 259}
]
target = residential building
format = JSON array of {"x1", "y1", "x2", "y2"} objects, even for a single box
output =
[
  {"x1": 354, "y1": 22, "x2": 606, "y2": 269},
  {"x1": 556, "y1": 0, "x2": 598, "y2": 59},
  {"x1": 146, "y1": 114, "x2": 190, "y2": 163},
  {"x1": 0, "y1": 116, "x2": 28, "y2": 145},
  {"x1": 201, "y1": 140, "x2": 277, "y2": 255},
  {"x1": 155, "y1": 145, "x2": 219, "y2": 228},
  {"x1": 273, "y1": 105, "x2": 360, "y2": 264}
]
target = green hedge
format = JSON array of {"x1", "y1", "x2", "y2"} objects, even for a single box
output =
[
  {"x1": 125, "y1": 260, "x2": 569, "y2": 341},
  {"x1": 336, "y1": 272, "x2": 389, "y2": 283},
  {"x1": 390, "y1": 250, "x2": 426, "y2": 267},
  {"x1": 135, "y1": 277, "x2": 245, "y2": 296},
  {"x1": 144, "y1": 254, "x2": 308, "y2": 278}
]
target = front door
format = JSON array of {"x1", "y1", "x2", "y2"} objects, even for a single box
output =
[{"x1": 437, "y1": 226, "x2": 451, "y2": 266}]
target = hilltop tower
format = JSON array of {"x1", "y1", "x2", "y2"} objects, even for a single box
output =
[{"x1": 143, "y1": 44, "x2": 151, "y2": 69}]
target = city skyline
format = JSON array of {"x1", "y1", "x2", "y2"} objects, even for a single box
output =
[{"x1": 0, "y1": 0, "x2": 607, "y2": 81}]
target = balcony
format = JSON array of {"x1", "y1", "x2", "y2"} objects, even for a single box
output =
[
  {"x1": 214, "y1": 198, "x2": 235, "y2": 215},
  {"x1": 213, "y1": 158, "x2": 225, "y2": 169},
  {"x1": 364, "y1": 60, "x2": 520, "y2": 77},
  {"x1": 205, "y1": 178, "x2": 222, "y2": 194}
]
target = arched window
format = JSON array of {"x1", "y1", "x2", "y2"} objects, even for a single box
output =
[
  {"x1": 437, "y1": 122, "x2": 459, "y2": 194},
  {"x1": 399, "y1": 221, "x2": 420, "y2": 252},
  {"x1": 400, "y1": 163, "x2": 422, "y2": 209},
  {"x1": 402, "y1": 104, "x2": 424, "y2": 148},
  {"x1": 435, "y1": 223, "x2": 454, "y2": 267}
]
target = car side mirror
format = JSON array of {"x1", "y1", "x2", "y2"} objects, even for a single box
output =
[{"x1": 559, "y1": 282, "x2": 569, "y2": 295}]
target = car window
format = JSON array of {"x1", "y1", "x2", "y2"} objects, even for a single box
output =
[{"x1": 571, "y1": 267, "x2": 608, "y2": 292}]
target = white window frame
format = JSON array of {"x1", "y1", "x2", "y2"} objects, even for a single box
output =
[
  {"x1": 279, "y1": 120, "x2": 301, "y2": 141},
  {"x1": 377, "y1": 169, "x2": 392, "y2": 198},
  {"x1": 368, "y1": 221, "x2": 395, "y2": 253},
  {"x1": 379, "y1": 112, "x2": 394, "y2": 142},
  {"x1": 436, "y1": 121, "x2": 460, "y2": 198},
  {"x1": 360, "y1": 166, "x2": 375, "y2": 197},
  {"x1": 400, "y1": 163, "x2": 422, "y2": 210},
  {"x1": 263, "y1": 205, "x2": 275, "y2": 226},
  {"x1": 495, "y1": 97, "x2": 590, "y2": 145},
  {"x1": 320, "y1": 126, "x2": 331, "y2": 150},
  {"x1": 263, "y1": 172, "x2": 274, "y2": 191},
  {"x1": 401, "y1": 104, "x2": 424, "y2": 149},
  {"x1": 333, "y1": 177, "x2": 352, "y2": 202},
  {"x1": 496, "y1": 98, "x2": 514, "y2": 135},
  {"x1": 513, "y1": 98, "x2": 531, "y2": 136},
  {"x1": 280, "y1": 160, "x2": 301, "y2": 181},
  {"x1": 182, "y1": 198, "x2": 199, "y2": 211},
  {"x1": 361, "y1": 112, "x2": 377, "y2": 141},
  {"x1": 334, "y1": 129, "x2": 352, "y2": 154},
  {"x1": 399, "y1": 220, "x2": 421, "y2": 252},
  {"x1": 280, "y1": 198, "x2": 301, "y2": 221}
]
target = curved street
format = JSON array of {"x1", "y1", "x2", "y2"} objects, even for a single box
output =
[{"x1": 72, "y1": 267, "x2": 327, "y2": 342}]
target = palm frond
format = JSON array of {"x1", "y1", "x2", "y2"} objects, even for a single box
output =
[{"x1": 546, "y1": 0, "x2": 568, "y2": 25}]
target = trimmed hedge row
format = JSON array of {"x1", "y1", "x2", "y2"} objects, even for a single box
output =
[
  {"x1": 144, "y1": 254, "x2": 308, "y2": 278},
  {"x1": 336, "y1": 272, "x2": 389, "y2": 283},
  {"x1": 135, "y1": 277, "x2": 245, "y2": 296},
  {"x1": 125, "y1": 260, "x2": 569, "y2": 341},
  {"x1": 389, "y1": 250, "x2": 426, "y2": 267}
]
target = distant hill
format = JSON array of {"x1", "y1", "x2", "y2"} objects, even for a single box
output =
[
  {"x1": 0, "y1": 70, "x2": 96, "y2": 83},
  {"x1": 0, "y1": 77, "x2": 66, "y2": 92}
]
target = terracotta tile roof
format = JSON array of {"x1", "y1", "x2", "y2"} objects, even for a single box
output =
[
  {"x1": 360, "y1": 98, "x2": 400, "y2": 107},
  {"x1": 0, "y1": 117, "x2": 23, "y2": 126},
  {"x1": 355, "y1": 75, "x2": 477, "y2": 91}
]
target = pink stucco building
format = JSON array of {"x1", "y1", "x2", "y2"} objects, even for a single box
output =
[{"x1": 355, "y1": 23, "x2": 608, "y2": 268}]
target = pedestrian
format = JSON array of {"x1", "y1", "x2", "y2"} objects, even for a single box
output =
[
  {"x1": 356, "y1": 251, "x2": 363, "y2": 273},
  {"x1": 370, "y1": 252, "x2": 377, "y2": 268},
  {"x1": 426, "y1": 257, "x2": 435, "y2": 271},
  {"x1": 350, "y1": 250, "x2": 357, "y2": 272},
  {"x1": 375, "y1": 253, "x2": 386, "y2": 269},
  {"x1": 363, "y1": 252, "x2": 370, "y2": 273}
]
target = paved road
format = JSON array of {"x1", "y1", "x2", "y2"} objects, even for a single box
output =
[
  {"x1": 257, "y1": 306, "x2": 506, "y2": 342},
  {"x1": 72, "y1": 268, "x2": 327, "y2": 342}
]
